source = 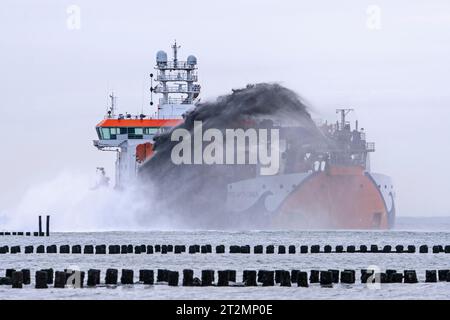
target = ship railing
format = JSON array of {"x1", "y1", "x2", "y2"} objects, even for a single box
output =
[
  {"x1": 156, "y1": 61, "x2": 197, "y2": 70},
  {"x1": 159, "y1": 97, "x2": 194, "y2": 105},
  {"x1": 156, "y1": 73, "x2": 198, "y2": 82},
  {"x1": 154, "y1": 85, "x2": 200, "y2": 94}
]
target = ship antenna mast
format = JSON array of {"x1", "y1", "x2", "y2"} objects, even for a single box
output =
[
  {"x1": 336, "y1": 108, "x2": 354, "y2": 130},
  {"x1": 107, "y1": 92, "x2": 116, "y2": 118},
  {"x1": 172, "y1": 40, "x2": 180, "y2": 66}
]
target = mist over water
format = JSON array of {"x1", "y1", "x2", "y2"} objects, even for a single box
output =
[{"x1": 0, "y1": 171, "x2": 177, "y2": 232}]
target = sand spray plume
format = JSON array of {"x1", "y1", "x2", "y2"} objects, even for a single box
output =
[{"x1": 139, "y1": 83, "x2": 328, "y2": 229}]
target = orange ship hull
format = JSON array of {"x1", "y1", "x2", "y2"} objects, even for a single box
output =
[
  {"x1": 274, "y1": 166, "x2": 392, "y2": 229},
  {"x1": 227, "y1": 166, "x2": 395, "y2": 230}
]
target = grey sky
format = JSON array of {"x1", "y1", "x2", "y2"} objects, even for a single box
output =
[{"x1": 1, "y1": 0, "x2": 450, "y2": 217}]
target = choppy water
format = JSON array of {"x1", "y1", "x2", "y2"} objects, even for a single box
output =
[{"x1": 0, "y1": 217, "x2": 449, "y2": 299}]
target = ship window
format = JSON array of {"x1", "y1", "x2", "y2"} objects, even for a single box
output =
[
  {"x1": 144, "y1": 128, "x2": 158, "y2": 135},
  {"x1": 101, "y1": 128, "x2": 111, "y2": 140},
  {"x1": 110, "y1": 128, "x2": 117, "y2": 135},
  {"x1": 135, "y1": 128, "x2": 143, "y2": 135},
  {"x1": 119, "y1": 128, "x2": 127, "y2": 134}
]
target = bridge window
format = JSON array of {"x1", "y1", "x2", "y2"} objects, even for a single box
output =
[{"x1": 144, "y1": 128, "x2": 158, "y2": 135}]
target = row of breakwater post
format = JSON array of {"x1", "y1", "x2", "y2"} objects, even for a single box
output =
[
  {"x1": 0, "y1": 215, "x2": 50, "y2": 237},
  {"x1": 1, "y1": 268, "x2": 449, "y2": 288},
  {"x1": 1, "y1": 243, "x2": 449, "y2": 254}
]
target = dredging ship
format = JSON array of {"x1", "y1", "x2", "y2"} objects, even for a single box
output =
[{"x1": 93, "y1": 42, "x2": 396, "y2": 229}]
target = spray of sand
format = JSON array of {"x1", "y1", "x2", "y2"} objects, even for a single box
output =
[{"x1": 139, "y1": 83, "x2": 327, "y2": 229}]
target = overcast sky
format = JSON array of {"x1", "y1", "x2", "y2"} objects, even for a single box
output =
[{"x1": 1, "y1": 0, "x2": 450, "y2": 218}]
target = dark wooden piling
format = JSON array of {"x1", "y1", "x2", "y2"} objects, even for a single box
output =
[
  {"x1": 120, "y1": 245, "x2": 128, "y2": 254},
  {"x1": 382, "y1": 245, "x2": 392, "y2": 253},
  {"x1": 288, "y1": 245, "x2": 296, "y2": 254},
  {"x1": 35, "y1": 245, "x2": 44, "y2": 253},
  {"x1": 21, "y1": 269, "x2": 31, "y2": 285},
  {"x1": 38, "y1": 215, "x2": 42, "y2": 236},
  {"x1": 425, "y1": 270, "x2": 437, "y2": 282},
  {"x1": 407, "y1": 245, "x2": 416, "y2": 253},
  {"x1": 297, "y1": 271, "x2": 308, "y2": 287},
  {"x1": 201, "y1": 245, "x2": 208, "y2": 254},
  {"x1": 395, "y1": 245, "x2": 404, "y2": 253},
  {"x1": 320, "y1": 271, "x2": 333, "y2": 287},
  {"x1": 340, "y1": 270, "x2": 355, "y2": 284},
  {"x1": 105, "y1": 269, "x2": 118, "y2": 285},
  {"x1": 154, "y1": 244, "x2": 161, "y2": 252},
  {"x1": 260, "y1": 271, "x2": 274, "y2": 286},
  {"x1": 370, "y1": 244, "x2": 378, "y2": 253},
  {"x1": 46, "y1": 215, "x2": 50, "y2": 236},
  {"x1": 279, "y1": 271, "x2": 291, "y2": 287},
  {"x1": 309, "y1": 270, "x2": 320, "y2": 283},
  {"x1": 157, "y1": 269, "x2": 169, "y2": 282},
  {"x1": 35, "y1": 271, "x2": 48, "y2": 289},
  {"x1": 335, "y1": 245, "x2": 344, "y2": 253},
  {"x1": 215, "y1": 245, "x2": 225, "y2": 254},
  {"x1": 54, "y1": 271, "x2": 67, "y2": 288},
  {"x1": 328, "y1": 269, "x2": 339, "y2": 283},
  {"x1": 403, "y1": 270, "x2": 418, "y2": 283},
  {"x1": 72, "y1": 244, "x2": 81, "y2": 254},
  {"x1": 201, "y1": 270, "x2": 215, "y2": 286},
  {"x1": 243, "y1": 270, "x2": 257, "y2": 286},
  {"x1": 240, "y1": 245, "x2": 250, "y2": 254},
  {"x1": 87, "y1": 269, "x2": 100, "y2": 286},
  {"x1": 11, "y1": 246, "x2": 21, "y2": 254},
  {"x1": 445, "y1": 245, "x2": 450, "y2": 253},
  {"x1": 278, "y1": 245, "x2": 286, "y2": 254},
  {"x1": 311, "y1": 245, "x2": 320, "y2": 253},
  {"x1": 6, "y1": 269, "x2": 15, "y2": 278},
  {"x1": 146, "y1": 245, "x2": 154, "y2": 254},
  {"x1": 168, "y1": 271, "x2": 179, "y2": 286},
  {"x1": 60, "y1": 245, "x2": 70, "y2": 254},
  {"x1": 218, "y1": 270, "x2": 230, "y2": 286},
  {"x1": 182, "y1": 269, "x2": 194, "y2": 286},
  {"x1": 359, "y1": 245, "x2": 367, "y2": 253},
  {"x1": 46, "y1": 245, "x2": 57, "y2": 253},
  {"x1": 134, "y1": 245, "x2": 142, "y2": 254},
  {"x1": 139, "y1": 270, "x2": 154, "y2": 285},
  {"x1": 84, "y1": 245, "x2": 94, "y2": 254},
  {"x1": 266, "y1": 245, "x2": 274, "y2": 254},
  {"x1": 175, "y1": 245, "x2": 186, "y2": 254},
  {"x1": 108, "y1": 245, "x2": 120, "y2": 254},
  {"x1": 291, "y1": 270, "x2": 300, "y2": 283},
  {"x1": 419, "y1": 245, "x2": 428, "y2": 253},
  {"x1": 42, "y1": 268, "x2": 53, "y2": 284},
  {"x1": 127, "y1": 244, "x2": 133, "y2": 253},
  {"x1": 390, "y1": 272, "x2": 403, "y2": 283},
  {"x1": 229, "y1": 245, "x2": 241, "y2": 253},
  {"x1": 121, "y1": 269, "x2": 134, "y2": 285},
  {"x1": 12, "y1": 271, "x2": 23, "y2": 289},
  {"x1": 254, "y1": 245, "x2": 263, "y2": 254},
  {"x1": 188, "y1": 245, "x2": 197, "y2": 254},
  {"x1": 324, "y1": 245, "x2": 332, "y2": 253},
  {"x1": 275, "y1": 270, "x2": 283, "y2": 283},
  {"x1": 438, "y1": 270, "x2": 449, "y2": 281},
  {"x1": 300, "y1": 245, "x2": 308, "y2": 254},
  {"x1": 24, "y1": 246, "x2": 33, "y2": 254}
]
